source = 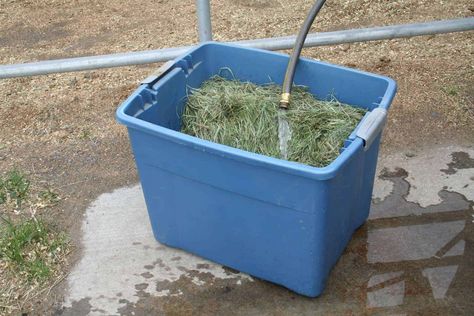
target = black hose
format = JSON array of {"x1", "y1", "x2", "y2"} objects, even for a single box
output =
[{"x1": 280, "y1": 0, "x2": 326, "y2": 109}]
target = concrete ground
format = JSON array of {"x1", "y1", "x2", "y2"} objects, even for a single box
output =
[{"x1": 57, "y1": 144, "x2": 474, "y2": 315}]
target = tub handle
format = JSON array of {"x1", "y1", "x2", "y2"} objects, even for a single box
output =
[
  {"x1": 356, "y1": 108, "x2": 387, "y2": 150},
  {"x1": 141, "y1": 60, "x2": 176, "y2": 86}
]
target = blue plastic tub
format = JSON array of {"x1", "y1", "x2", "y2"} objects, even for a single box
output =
[{"x1": 116, "y1": 42, "x2": 396, "y2": 297}]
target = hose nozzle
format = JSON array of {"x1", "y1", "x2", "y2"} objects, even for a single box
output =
[{"x1": 279, "y1": 93, "x2": 290, "y2": 109}]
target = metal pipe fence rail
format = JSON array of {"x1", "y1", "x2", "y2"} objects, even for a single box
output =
[{"x1": 0, "y1": 17, "x2": 473, "y2": 79}]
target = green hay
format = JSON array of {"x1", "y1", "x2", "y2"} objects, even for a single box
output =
[{"x1": 181, "y1": 76, "x2": 367, "y2": 167}]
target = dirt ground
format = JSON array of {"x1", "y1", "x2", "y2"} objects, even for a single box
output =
[{"x1": 0, "y1": 0, "x2": 473, "y2": 314}]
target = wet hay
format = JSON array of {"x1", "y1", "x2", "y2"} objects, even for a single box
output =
[{"x1": 182, "y1": 76, "x2": 366, "y2": 167}]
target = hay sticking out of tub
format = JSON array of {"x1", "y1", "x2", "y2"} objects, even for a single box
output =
[{"x1": 181, "y1": 76, "x2": 367, "y2": 167}]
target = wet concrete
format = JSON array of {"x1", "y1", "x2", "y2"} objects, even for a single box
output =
[
  {"x1": 60, "y1": 145, "x2": 474, "y2": 315},
  {"x1": 59, "y1": 186, "x2": 252, "y2": 315},
  {"x1": 441, "y1": 151, "x2": 474, "y2": 175},
  {"x1": 373, "y1": 146, "x2": 474, "y2": 207}
]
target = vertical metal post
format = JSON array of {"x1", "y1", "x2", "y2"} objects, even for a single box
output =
[{"x1": 195, "y1": 0, "x2": 212, "y2": 42}]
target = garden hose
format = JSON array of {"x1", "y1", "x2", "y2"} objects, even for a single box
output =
[{"x1": 280, "y1": 0, "x2": 326, "y2": 109}]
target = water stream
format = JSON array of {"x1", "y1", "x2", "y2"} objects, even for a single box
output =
[{"x1": 277, "y1": 109, "x2": 292, "y2": 160}]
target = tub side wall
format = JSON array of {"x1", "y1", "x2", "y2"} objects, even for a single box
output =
[{"x1": 129, "y1": 128, "x2": 327, "y2": 296}]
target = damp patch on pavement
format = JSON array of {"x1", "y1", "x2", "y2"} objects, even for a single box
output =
[
  {"x1": 61, "y1": 145, "x2": 473, "y2": 315},
  {"x1": 61, "y1": 185, "x2": 252, "y2": 315},
  {"x1": 373, "y1": 145, "x2": 474, "y2": 207}
]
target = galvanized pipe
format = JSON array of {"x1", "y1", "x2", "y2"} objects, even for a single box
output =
[
  {"x1": 0, "y1": 18, "x2": 473, "y2": 79},
  {"x1": 237, "y1": 17, "x2": 474, "y2": 50},
  {"x1": 196, "y1": 0, "x2": 212, "y2": 42},
  {"x1": 0, "y1": 47, "x2": 191, "y2": 79}
]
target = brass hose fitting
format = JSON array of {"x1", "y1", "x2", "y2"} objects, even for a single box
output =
[{"x1": 279, "y1": 93, "x2": 290, "y2": 109}]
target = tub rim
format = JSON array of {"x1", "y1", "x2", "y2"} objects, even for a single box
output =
[{"x1": 116, "y1": 42, "x2": 397, "y2": 181}]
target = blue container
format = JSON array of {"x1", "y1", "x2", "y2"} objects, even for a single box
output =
[{"x1": 116, "y1": 42, "x2": 396, "y2": 297}]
